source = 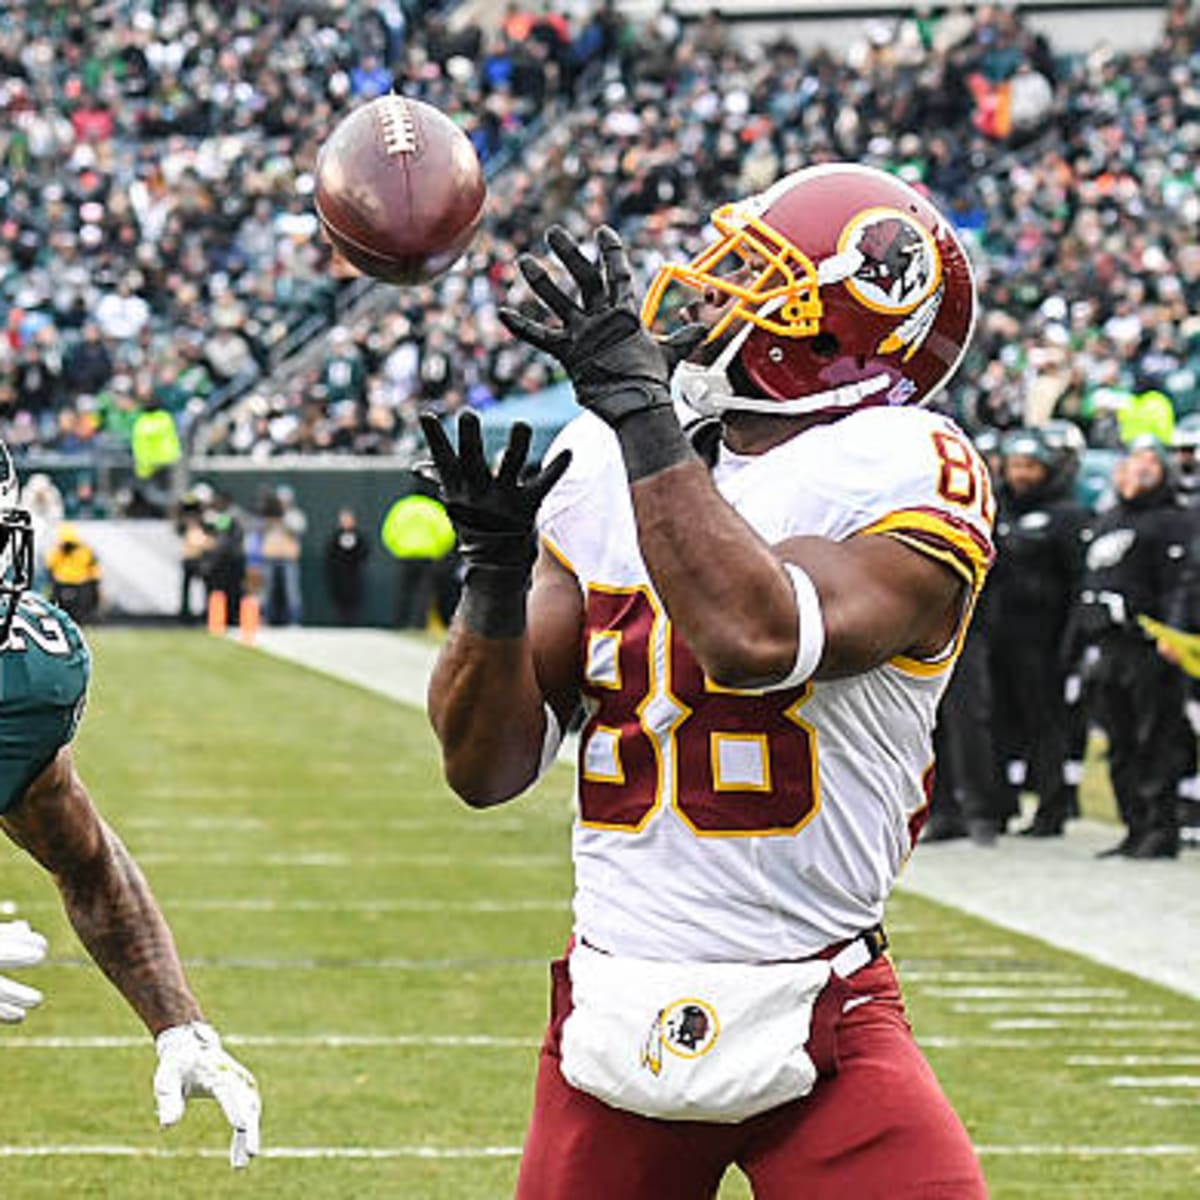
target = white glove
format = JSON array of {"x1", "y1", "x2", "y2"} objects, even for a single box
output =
[
  {"x1": 154, "y1": 1021, "x2": 261, "y2": 1168},
  {"x1": 0, "y1": 919, "x2": 47, "y2": 1023}
]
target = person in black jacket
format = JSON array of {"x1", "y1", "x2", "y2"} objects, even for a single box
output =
[
  {"x1": 925, "y1": 428, "x2": 1011, "y2": 845},
  {"x1": 324, "y1": 507, "x2": 370, "y2": 626},
  {"x1": 1078, "y1": 437, "x2": 1193, "y2": 858},
  {"x1": 988, "y1": 428, "x2": 1090, "y2": 835}
]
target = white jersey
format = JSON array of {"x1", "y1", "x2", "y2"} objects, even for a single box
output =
[{"x1": 538, "y1": 407, "x2": 994, "y2": 962}]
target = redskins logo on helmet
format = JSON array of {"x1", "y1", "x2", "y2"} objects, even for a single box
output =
[{"x1": 642, "y1": 163, "x2": 977, "y2": 421}]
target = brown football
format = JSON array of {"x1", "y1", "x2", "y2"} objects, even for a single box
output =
[{"x1": 314, "y1": 94, "x2": 486, "y2": 286}]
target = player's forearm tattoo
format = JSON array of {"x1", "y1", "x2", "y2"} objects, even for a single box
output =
[{"x1": 56, "y1": 827, "x2": 202, "y2": 1035}]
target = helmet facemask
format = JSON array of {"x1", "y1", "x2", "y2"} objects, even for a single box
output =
[
  {"x1": 0, "y1": 509, "x2": 32, "y2": 649},
  {"x1": 642, "y1": 164, "x2": 976, "y2": 423},
  {"x1": 0, "y1": 446, "x2": 32, "y2": 648}
]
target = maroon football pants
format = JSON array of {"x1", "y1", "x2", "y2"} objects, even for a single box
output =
[{"x1": 515, "y1": 955, "x2": 987, "y2": 1199}]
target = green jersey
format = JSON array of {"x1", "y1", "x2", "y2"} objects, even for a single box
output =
[{"x1": 0, "y1": 593, "x2": 91, "y2": 814}]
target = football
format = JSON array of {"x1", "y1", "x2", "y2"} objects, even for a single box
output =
[{"x1": 314, "y1": 94, "x2": 486, "y2": 286}]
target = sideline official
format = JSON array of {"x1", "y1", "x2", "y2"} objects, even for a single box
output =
[{"x1": 1079, "y1": 437, "x2": 1192, "y2": 858}]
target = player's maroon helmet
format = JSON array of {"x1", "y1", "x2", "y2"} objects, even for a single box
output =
[{"x1": 642, "y1": 163, "x2": 977, "y2": 420}]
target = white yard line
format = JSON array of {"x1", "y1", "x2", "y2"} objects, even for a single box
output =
[
  {"x1": 0, "y1": 1144, "x2": 523, "y2": 1160},
  {"x1": 0, "y1": 1034, "x2": 537, "y2": 1050},
  {"x1": 131, "y1": 853, "x2": 561, "y2": 868},
  {"x1": 251, "y1": 629, "x2": 1200, "y2": 1001},
  {"x1": 1108, "y1": 1075, "x2": 1200, "y2": 1089},
  {"x1": 0, "y1": 1142, "x2": 1194, "y2": 1160},
  {"x1": 1069, "y1": 1055, "x2": 1200, "y2": 1066}
]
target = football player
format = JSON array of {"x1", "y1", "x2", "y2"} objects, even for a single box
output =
[
  {"x1": 0, "y1": 447, "x2": 260, "y2": 1168},
  {"x1": 423, "y1": 165, "x2": 991, "y2": 1197}
]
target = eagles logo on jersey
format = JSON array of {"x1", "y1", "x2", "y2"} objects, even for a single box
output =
[{"x1": 0, "y1": 442, "x2": 34, "y2": 649}]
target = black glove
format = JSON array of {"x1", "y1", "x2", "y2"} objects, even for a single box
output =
[
  {"x1": 498, "y1": 224, "x2": 702, "y2": 482},
  {"x1": 419, "y1": 411, "x2": 570, "y2": 637}
]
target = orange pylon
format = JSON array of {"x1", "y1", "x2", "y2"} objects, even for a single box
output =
[
  {"x1": 239, "y1": 595, "x2": 260, "y2": 645},
  {"x1": 207, "y1": 590, "x2": 227, "y2": 635}
]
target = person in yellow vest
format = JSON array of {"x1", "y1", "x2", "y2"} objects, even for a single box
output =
[
  {"x1": 380, "y1": 477, "x2": 456, "y2": 629},
  {"x1": 1117, "y1": 369, "x2": 1177, "y2": 447},
  {"x1": 130, "y1": 400, "x2": 182, "y2": 516},
  {"x1": 46, "y1": 522, "x2": 102, "y2": 624}
]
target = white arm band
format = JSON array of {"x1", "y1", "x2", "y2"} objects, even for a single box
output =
[
  {"x1": 535, "y1": 703, "x2": 565, "y2": 778},
  {"x1": 773, "y1": 563, "x2": 826, "y2": 689}
]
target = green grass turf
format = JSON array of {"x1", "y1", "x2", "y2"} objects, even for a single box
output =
[{"x1": 0, "y1": 631, "x2": 1196, "y2": 1198}]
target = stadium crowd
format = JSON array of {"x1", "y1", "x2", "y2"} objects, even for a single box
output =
[
  {"x1": 0, "y1": 0, "x2": 533, "y2": 463},
  {"x1": 191, "y1": 0, "x2": 1200, "y2": 461},
  {"x1": 0, "y1": 2, "x2": 1197, "y2": 464}
]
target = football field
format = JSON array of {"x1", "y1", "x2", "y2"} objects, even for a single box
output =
[{"x1": 1, "y1": 630, "x2": 1198, "y2": 1199}]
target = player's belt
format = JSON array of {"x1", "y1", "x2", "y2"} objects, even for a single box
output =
[{"x1": 823, "y1": 925, "x2": 889, "y2": 979}]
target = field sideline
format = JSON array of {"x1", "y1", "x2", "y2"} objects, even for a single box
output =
[{"x1": 0, "y1": 629, "x2": 1197, "y2": 1199}]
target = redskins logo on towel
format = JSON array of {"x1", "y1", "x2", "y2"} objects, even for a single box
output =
[{"x1": 640, "y1": 998, "x2": 721, "y2": 1076}]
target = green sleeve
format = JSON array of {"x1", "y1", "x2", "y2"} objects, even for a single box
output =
[{"x1": 0, "y1": 595, "x2": 91, "y2": 814}]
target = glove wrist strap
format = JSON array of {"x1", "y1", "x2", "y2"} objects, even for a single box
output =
[
  {"x1": 156, "y1": 1020, "x2": 219, "y2": 1057},
  {"x1": 458, "y1": 563, "x2": 532, "y2": 639},
  {"x1": 614, "y1": 403, "x2": 697, "y2": 482}
]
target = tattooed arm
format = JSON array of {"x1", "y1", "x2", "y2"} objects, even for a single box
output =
[
  {"x1": 0, "y1": 745, "x2": 202, "y2": 1034},
  {"x1": 1, "y1": 744, "x2": 261, "y2": 1167}
]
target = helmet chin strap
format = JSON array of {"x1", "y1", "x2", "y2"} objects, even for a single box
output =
[{"x1": 671, "y1": 355, "x2": 894, "y2": 419}]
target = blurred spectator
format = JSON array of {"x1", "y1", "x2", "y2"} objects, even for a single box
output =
[
  {"x1": 325, "y1": 507, "x2": 370, "y2": 625},
  {"x1": 380, "y1": 477, "x2": 456, "y2": 630},
  {"x1": 19, "y1": 472, "x2": 64, "y2": 593},
  {"x1": 1078, "y1": 439, "x2": 1193, "y2": 859},
  {"x1": 130, "y1": 396, "x2": 181, "y2": 516},
  {"x1": 260, "y1": 485, "x2": 307, "y2": 627},
  {"x1": 175, "y1": 486, "x2": 215, "y2": 626},
  {"x1": 66, "y1": 477, "x2": 104, "y2": 519},
  {"x1": 63, "y1": 322, "x2": 113, "y2": 399},
  {"x1": 46, "y1": 522, "x2": 101, "y2": 624},
  {"x1": 321, "y1": 327, "x2": 367, "y2": 408},
  {"x1": 989, "y1": 429, "x2": 1090, "y2": 837},
  {"x1": 1172, "y1": 414, "x2": 1200, "y2": 508},
  {"x1": 204, "y1": 491, "x2": 247, "y2": 629},
  {"x1": 1118, "y1": 373, "x2": 1178, "y2": 447}
]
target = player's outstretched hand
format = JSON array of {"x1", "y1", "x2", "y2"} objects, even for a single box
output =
[
  {"x1": 0, "y1": 919, "x2": 47, "y2": 1023},
  {"x1": 499, "y1": 225, "x2": 676, "y2": 426},
  {"x1": 419, "y1": 411, "x2": 570, "y2": 574},
  {"x1": 154, "y1": 1021, "x2": 261, "y2": 1169}
]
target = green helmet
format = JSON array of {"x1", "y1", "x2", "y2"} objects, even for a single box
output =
[
  {"x1": 1000, "y1": 427, "x2": 1054, "y2": 467},
  {"x1": 1171, "y1": 412, "x2": 1200, "y2": 452},
  {"x1": 1041, "y1": 418, "x2": 1086, "y2": 484}
]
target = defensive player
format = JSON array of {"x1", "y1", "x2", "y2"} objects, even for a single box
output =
[
  {"x1": 0, "y1": 446, "x2": 260, "y2": 1167},
  {"x1": 424, "y1": 165, "x2": 992, "y2": 1197}
]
